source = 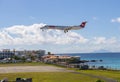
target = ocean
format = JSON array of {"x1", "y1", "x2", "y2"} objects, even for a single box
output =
[{"x1": 59, "y1": 53, "x2": 120, "y2": 70}]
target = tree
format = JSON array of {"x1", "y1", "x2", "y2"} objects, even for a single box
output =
[
  {"x1": 48, "y1": 52, "x2": 51, "y2": 55},
  {"x1": 21, "y1": 56, "x2": 26, "y2": 62},
  {"x1": 13, "y1": 55, "x2": 20, "y2": 60},
  {"x1": 27, "y1": 53, "x2": 37, "y2": 61},
  {"x1": 31, "y1": 55, "x2": 36, "y2": 61}
]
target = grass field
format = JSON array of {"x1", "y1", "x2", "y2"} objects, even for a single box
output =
[
  {"x1": 78, "y1": 70, "x2": 120, "y2": 82},
  {"x1": 0, "y1": 62, "x2": 119, "y2": 82},
  {"x1": 0, "y1": 72, "x2": 98, "y2": 82},
  {"x1": 0, "y1": 63, "x2": 98, "y2": 82}
]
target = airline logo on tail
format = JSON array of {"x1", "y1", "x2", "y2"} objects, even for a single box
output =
[{"x1": 80, "y1": 21, "x2": 87, "y2": 28}]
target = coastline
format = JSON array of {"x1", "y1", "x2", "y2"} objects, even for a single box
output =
[{"x1": 58, "y1": 53, "x2": 120, "y2": 70}]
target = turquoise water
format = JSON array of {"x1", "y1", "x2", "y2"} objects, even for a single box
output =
[{"x1": 59, "y1": 53, "x2": 120, "y2": 70}]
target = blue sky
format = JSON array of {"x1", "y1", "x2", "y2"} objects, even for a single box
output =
[{"x1": 0, "y1": 0, "x2": 120, "y2": 53}]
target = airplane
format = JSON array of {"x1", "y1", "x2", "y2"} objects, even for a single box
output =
[{"x1": 40, "y1": 21, "x2": 87, "y2": 33}]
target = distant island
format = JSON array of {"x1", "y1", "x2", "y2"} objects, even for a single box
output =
[{"x1": 93, "y1": 49, "x2": 111, "y2": 53}]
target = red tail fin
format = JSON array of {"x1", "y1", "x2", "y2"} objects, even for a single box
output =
[{"x1": 80, "y1": 21, "x2": 87, "y2": 28}]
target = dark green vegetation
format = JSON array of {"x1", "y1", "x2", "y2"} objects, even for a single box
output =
[{"x1": 96, "y1": 79, "x2": 104, "y2": 82}]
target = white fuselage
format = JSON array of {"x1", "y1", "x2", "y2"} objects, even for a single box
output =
[{"x1": 41, "y1": 25, "x2": 82, "y2": 30}]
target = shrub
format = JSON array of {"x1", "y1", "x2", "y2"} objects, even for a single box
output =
[{"x1": 96, "y1": 79, "x2": 104, "y2": 82}]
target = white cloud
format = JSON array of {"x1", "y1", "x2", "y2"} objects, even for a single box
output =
[
  {"x1": 0, "y1": 23, "x2": 119, "y2": 53},
  {"x1": 107, "y1": 37, "x2": 117, "y2": 44},
  {"x1": 92, "y1": 37, "x2": 117, "y2": 45},
  {"x1": 111, "y1": 17, "x2": 120, "y2": 23},
  {"x1": 93, "y1": 37, "x2": 106, "y2": 44},
  {"x1": 0, "y1": 23, "x2": 87, "y2": 46}
]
